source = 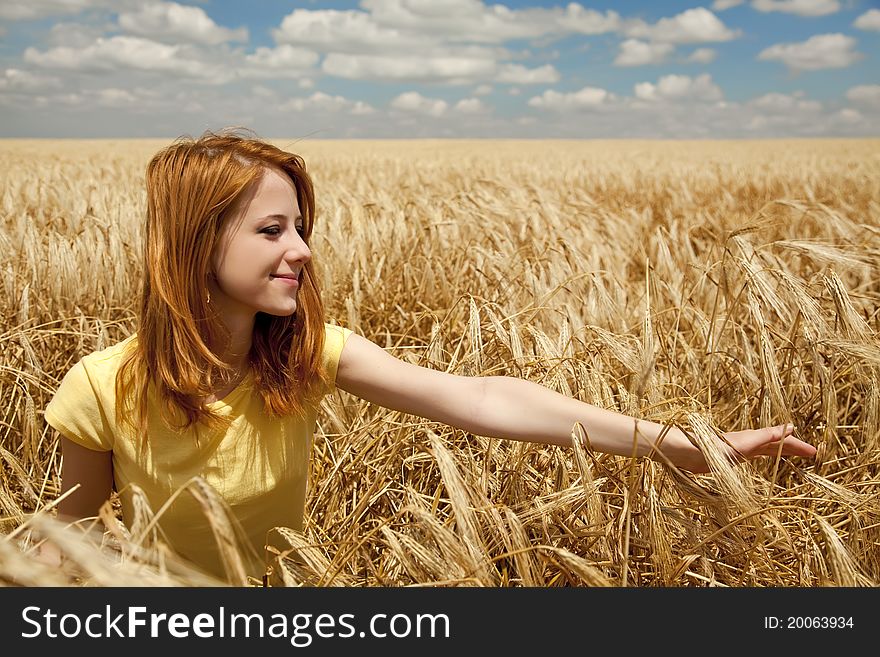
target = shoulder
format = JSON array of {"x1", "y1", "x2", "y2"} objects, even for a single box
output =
[
  {"x1": 45, "y1": 334, "x2": 135, "y2": 452},
  {"x1": 322, "y1": 323, "x2": 353, "y2": 361},
  {"x1": 323, "y1": 322, "x2": 352, "y2": 344},
  {"x1": 324, "y1": 322, "x2": 352, "y2": 338},
  {"x1": 320, "y1": 323, "x2": 353, "y2": 393},
  {"x1": 49, "y1": 334, "x2": 137, "y2": 411},
  {"x1": 80, "y1": 333, "x2": 138, "y2": 370},
  {"x1": 68, "y1": 333, "x2": 137, "y2": 390}
]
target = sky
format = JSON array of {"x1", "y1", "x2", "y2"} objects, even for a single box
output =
[{"x1": 0, "y1": 0, "x2": 878, "y2": 138}]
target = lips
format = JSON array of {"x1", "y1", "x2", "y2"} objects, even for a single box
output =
[{"x1": 271, "y1": 273, "x2": 300, "y2": 287}]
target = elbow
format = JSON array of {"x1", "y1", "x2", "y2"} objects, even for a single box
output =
[
  {"x1": 459, "y1": 375, "x2": 506, "y2": 437},
  {"x1": 451, "y1": 375, "x2": 490, "y2": 435}
]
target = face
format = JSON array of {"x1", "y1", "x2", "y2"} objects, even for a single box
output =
[{"x1": 207, "y1": 166, "x2": 310, "y2": 324}]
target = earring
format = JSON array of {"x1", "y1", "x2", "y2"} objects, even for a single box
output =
[{"x1": 206, "y1": 271, "x2": 216, "y2": 304}]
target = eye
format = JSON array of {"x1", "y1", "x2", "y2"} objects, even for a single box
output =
[
  {"x1": 260, "y1": 226, "x2": 281, "y2": 236},
  {"x1": 295, "y1": 224, "x2": 305, "y2": 236}
]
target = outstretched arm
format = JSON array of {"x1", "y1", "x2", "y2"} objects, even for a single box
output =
[{"x1": 335, "y1": 334, "x2": 816, "y2": 474}]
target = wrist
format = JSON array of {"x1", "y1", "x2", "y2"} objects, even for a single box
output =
[{"x1": 652, "y1": 426, "x2": 707, "y2": 473}]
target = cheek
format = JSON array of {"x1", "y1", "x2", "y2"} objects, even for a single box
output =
[{"x1": 216, "y1": 241, "x2": 272, "y2": 287}]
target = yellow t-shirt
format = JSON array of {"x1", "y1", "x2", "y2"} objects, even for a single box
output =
[{"x1": 44, "y1": 323, "x2": 351, "y2": 583}]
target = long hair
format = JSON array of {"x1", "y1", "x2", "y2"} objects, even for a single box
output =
[{"x1": 115, "y1": 129, "x2": 327, "y2": 449}]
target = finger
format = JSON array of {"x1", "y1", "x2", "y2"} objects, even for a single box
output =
[
  {"x1": 776, "y1": 423, "x2": 795, "y2": 440},
  {"x1": 742, "y1": 424, "x2": 815, "y2": 458},
  {"x1": 727, "y1": 423, "x2": 791, "y2": 452},
  {"x1": 761, "y1": 434, "x2": 817, "y2": 457},
  {"x1": 779, "y1": 436, "x2": 817, "y2": 457}
]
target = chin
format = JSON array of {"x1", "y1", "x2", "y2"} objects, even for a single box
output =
[{"x1": 262, "y1": 305, "x2": 297, "y2": 317}]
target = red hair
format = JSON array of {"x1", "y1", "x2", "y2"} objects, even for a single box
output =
[{"x1": 115, "y1": 129, "x2": 327, "y2": 447}]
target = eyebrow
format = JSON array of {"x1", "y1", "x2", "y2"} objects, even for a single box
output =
[{"x1": 254, "y1": 214, "x2": 303, "y2": 222}]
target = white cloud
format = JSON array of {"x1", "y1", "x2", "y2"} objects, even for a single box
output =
[
  {"x1": 0, "y1": 0, "x2": 139, "y2": 21},
  {"x1": 685, "y1": 48, "x2": 717, "y2": 64},
  {"x1": 554, "y1": 4, "x2": 622, "y2": 35},
  {"x1": 853, "y1": 9, "x2": 880, "y2": 32},
  {"x1": 48, "y1": 22, "x2": 109, "y2": 47},
  {"x1": 454, "y1": 98, "x2": 489, "y2": 114},
  {"x1": 634, "y1": 73, "x2": 723, "y2": 102},
  {"x1": 243, "y1": 45, "x2": 320, "y2": 78},
  {"x1": 473, "y1": 84, "x2": 493, "y2": 96},
  {"x1": 527, "y1": 86, "x2": 614, "y2": 112},
  {"x1": 323, "y1": 53, "x2": 495, "y2": 83},
  {"x1": 835, "y1": 108, "x2": 862, "y2": 124},
  {"x1": 280, "y1": 91, "x2": 373, "y2": 115},
  {"x1": 118, "y1": 2, "x2": 248, "y2": 45},
  {"x1": 251, "y1": 85, "x2": 276, "y2": 100},
  {"x1": 6, "y1": 80, "x2": 874, "y2": 138},
  {"x1": 748, "y1": 92, "x2": 822, "y2": 112},
  {"x1": 299, "y1": 78, "x2": 314, "y2": 90},
  {"x1": 266, "y1": 1, "x2": 623, "y2": 94},
  {"x1": 93, "y1": 87, "x2": 139, "y2": 108},
  {"x1": 758, "y1": 33, "x2": 861, "y2": 71},
  {"x1": 351, "y1": 101, "x2": 375, "y2": 115},
  {"x1": 751, "y1": 1, "x2": 840, "y2": 17},
  {"x1": 846, "y1": 84, "x2": 880, "y2": 109},
  {"x1": 632, "y1": 82, "x2": 655, "y2": 101},
  {"x1": 614, "y1": 40, "x2": 675, "y2": 67},
  {"x1": 43, "y1": 85, "x2": 164, "y2": 111},
  {"x1": 364, "y1": 0, "x2": 525, "y2": 41},
  {"x1": 712, "y1": 1, "x2": 744, "y2": 10},
  {"x1": 624, "y1": 8, "x2": 740, "y2": 44},
  {"x1": 271, "y1": 4, "x2": 733, "y2": 86},
  {"x1": 363, "y1": 0, "x2": 533, "y2": 42},
  {"x1": 273, "y1": 9, "x2": 433, "y2": 52},
  {"x1": 281, "y1": 92, "x2": 346, "y2": 112},
  {"x1": 23, "y1": 36, "x2": 320, "y2": 83},
  {"x1": 23, "y1": 36, "x2": 217, "y2": 78},
  {"x1": 727, "y1": 93, "x2": 863, "y2": 137},
  {"x1": 496, "y1": 64, "x2": 560, "y2": 84},
  {"x1": 0, "y1": 68, "x2": 62, "y2": 92},
  {"x1": 363, "y1": 0, "x2": 621, "y2": 43},
  {"x1": 265, "y1": 0, "x2": 623, "y2": 86},
  {"x1": 390, "y1": 91, "x2": 448, "y2": 117}
]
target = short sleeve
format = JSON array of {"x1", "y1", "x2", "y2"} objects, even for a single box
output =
[
  {"x1": 321, "y1": 323, "x2": 352, "y2": 395},
  {"x1": 44, "y1": 359, "x2": 115, "y2": 452}
]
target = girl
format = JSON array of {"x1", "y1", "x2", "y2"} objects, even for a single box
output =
[{"x1": 44, "y1": 131, "x2": 817, "y2": 584}]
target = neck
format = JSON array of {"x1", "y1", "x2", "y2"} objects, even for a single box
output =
[
  {"x1": 203, "y1": 322, "x2": 253, "y2": 404},
  {"x1": 211, "y1": 314, "x2": 255, "y2": 375}
]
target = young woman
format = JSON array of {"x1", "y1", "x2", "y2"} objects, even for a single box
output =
[{"x1": 44, "y1": 131, "x2": 817, "y2": 583}]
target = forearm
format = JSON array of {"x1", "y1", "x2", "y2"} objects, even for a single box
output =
[
  {"x1": 56, "y1": 489, "x2": 109, "y2": 539},
  {"x1": 468, "y1": 376, "x2": 698, "y2": 466},
  {"x1": 37, "y1": 483, "x2": 108, "y2": 569}
]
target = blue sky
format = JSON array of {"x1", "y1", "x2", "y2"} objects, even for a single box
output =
[{"x1": 1, "y1": 0, "x2": 878, "y2": 138}]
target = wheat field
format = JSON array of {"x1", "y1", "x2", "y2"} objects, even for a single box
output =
[{"x1": 1, "y1": 138, "x2": 878, "y2": 587}]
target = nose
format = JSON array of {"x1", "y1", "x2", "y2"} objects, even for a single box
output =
[{"x1": 285, "y1": 230, "x2": 311, "y2": 266}]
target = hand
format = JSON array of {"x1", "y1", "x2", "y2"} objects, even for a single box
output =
[
  {"x1": 33, "y1": 540, "x2": 64, "y2": 568},
  {"x1": 675, "y1": 423, "x2": 817, "y2": 474}
]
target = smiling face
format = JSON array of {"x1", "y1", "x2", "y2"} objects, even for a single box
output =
[{"x1": 207, "y1": 166, "x2": 311, "y2": 326}]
